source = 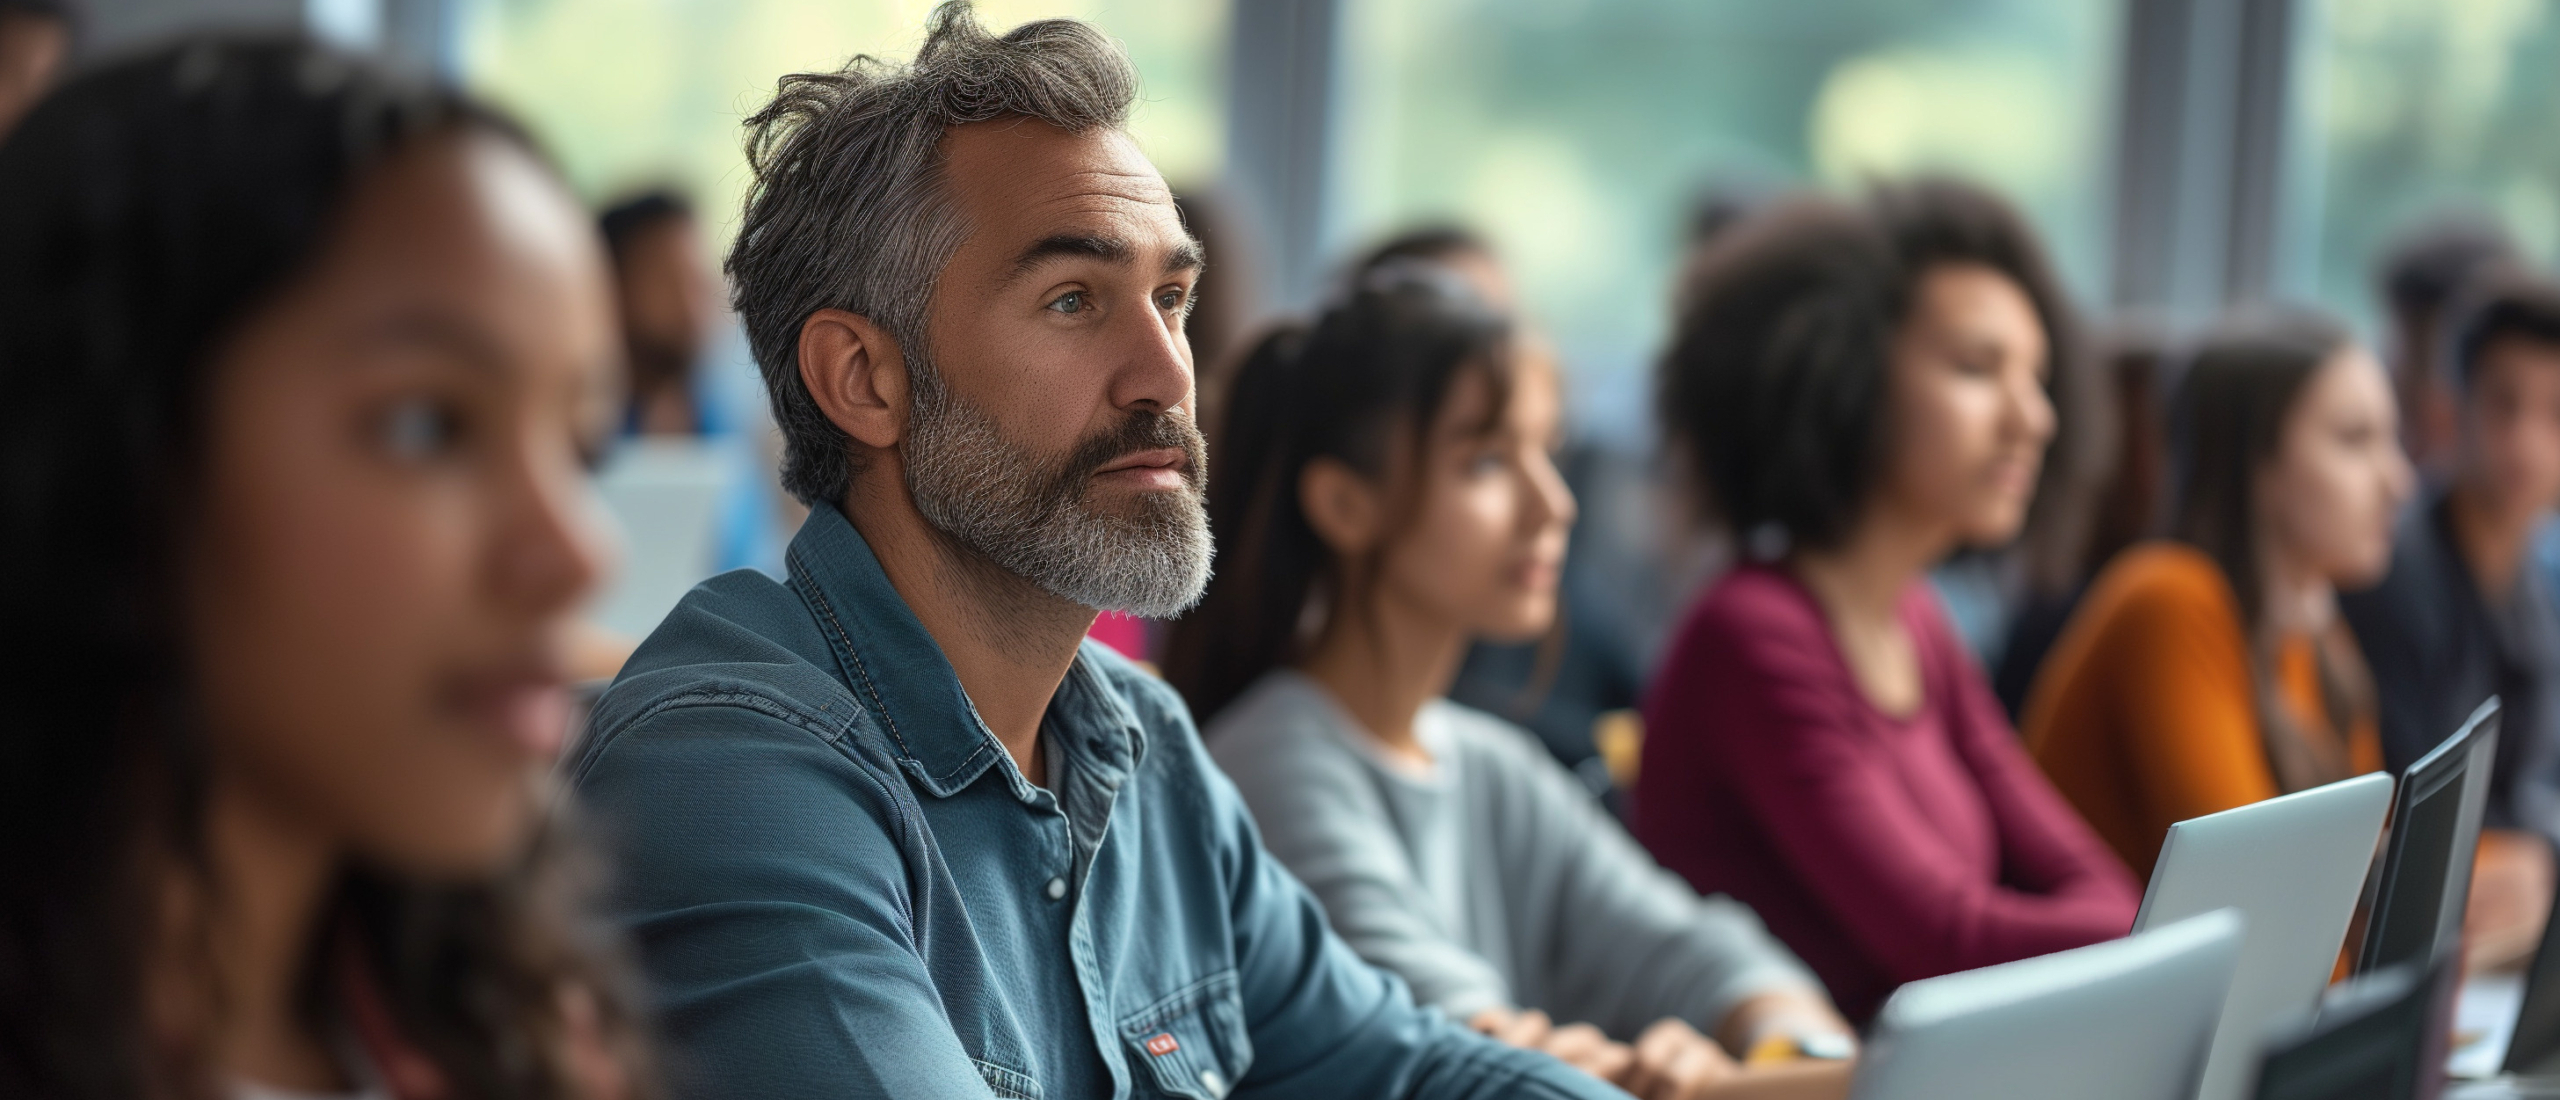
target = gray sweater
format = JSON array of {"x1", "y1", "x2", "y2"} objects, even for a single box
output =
[{"x1": 1207, "y1": 671, "x2": 1818, "y2": 1040}]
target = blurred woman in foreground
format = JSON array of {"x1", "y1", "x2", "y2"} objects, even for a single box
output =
[
  {"x1": 1636, "y1": 181, "x2": 2140, "y2": 1026},
  {"x1": 0, "y1": 39, "x2": 644, "y2": 1098},
  {"x1": 2024, "y1": 314, "x2": 2404, "y2": 877},
  {"x1": 1170, "y1": 270, "x2": 1853, "y2": 1100}
]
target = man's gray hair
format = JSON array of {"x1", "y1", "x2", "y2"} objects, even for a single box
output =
[{"x1": 727, "y1": 1, "x2": 1138, "y2": 505}]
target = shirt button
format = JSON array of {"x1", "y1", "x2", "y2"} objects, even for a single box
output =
[{"x1": 1045, "y1": 876, "x2": 1067, "y2": 900}]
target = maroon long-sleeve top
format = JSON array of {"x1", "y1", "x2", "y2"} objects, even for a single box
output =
[{"x1": 1634, "y1": 564, "x2": 2140, "y2": 1022}]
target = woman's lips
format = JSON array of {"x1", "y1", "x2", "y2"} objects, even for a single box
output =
[
  {"x1": 1985, "y1": 457, "x2": 2041, "y2": 497},
  {"x1": 447, "y1": 670, "x2": 572, "y2": 761}
]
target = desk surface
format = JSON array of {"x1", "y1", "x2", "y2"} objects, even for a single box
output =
[{"x1": 2455, "y1": 971, "x2": 2528, "y2": 1080}]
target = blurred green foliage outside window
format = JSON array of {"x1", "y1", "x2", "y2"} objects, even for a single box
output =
[
  {"x1": 461, "y1": 0, "x2": 1228, "y2": 245},
  {"x1": 1337, "y1": 0, "x2": 2117, "y2": 419},
  {"x1": 2308, "y1": 0, "x2": 2560, "y2": 332}
]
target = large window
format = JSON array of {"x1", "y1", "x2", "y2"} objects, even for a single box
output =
[
  {"x1": 460, "y1": 0, "x2": 1228, "y2": 236},
  {"x1": 455, "y1": 0, "x2": 2560, "y2": 421},
  {"x1": 1335, "y1": 0, "x2": 2120, "y2": 431},
  {"x1": 2304, "y1": 0, "x2": 2560, "y2": 331}
]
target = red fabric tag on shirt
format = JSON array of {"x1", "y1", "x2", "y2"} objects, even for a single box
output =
[{"x1": 1144, "y1": 1033, "x2": 1180, "y2": 1057}]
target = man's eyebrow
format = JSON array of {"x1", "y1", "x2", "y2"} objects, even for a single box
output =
[
  {"x1": 1165, "y1": 238, "x2": 1207, "y2": 277},
  {"x1": 1003, "y1": 233, "x2": 1209, "y2": 283},
  {"x1": 1008, "y1": 234, "x2": 1134, "y2": 281}
]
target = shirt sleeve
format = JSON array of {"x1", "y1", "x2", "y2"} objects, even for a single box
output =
[
  {"x1": 1486, "y1": 723, "x2": 1822, "y2": 1040},
  {"x1": 1926, "y1": 605, "x2": 2142, "y2": 905},
  {"x1": 573, "y1": 704, "x2": 1001, "y2": 1100},
  {"x1": 1194, "y1": 737, "x2": 1627, "y2": 1100},
  {"x1": 2097, "y1": 572, "x2": 2284, "y2": 825},
  {"x1": 1685, "y1": 608, "x2": 2138, "y2": 985},
  {"x1": 1211, "y1": 720, "x2": 1515, "y2": 1020}
]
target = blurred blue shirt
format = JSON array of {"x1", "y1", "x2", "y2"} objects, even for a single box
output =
[{"x1": 566, "y1": 501, "x2": 1615, "y2": 1100}]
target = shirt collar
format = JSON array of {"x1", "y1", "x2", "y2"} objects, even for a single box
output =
[{"x1": 784, "y1": 501, "x2": 1144, "y2": 800}]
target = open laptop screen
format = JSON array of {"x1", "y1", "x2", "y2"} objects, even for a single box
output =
[
  {"x1": 2358, "y1": 700, "x2": 2501, "y2": 976},
  {"x1": 2254, "y1": 960, "x2": 2448, "y2": 1100},
  {"x1": 2364, "y1": 759, "x2": 2465, "y2": 972}
]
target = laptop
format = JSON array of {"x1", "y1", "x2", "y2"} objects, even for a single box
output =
[
  {"x1": 2254, "y1": 957, "x2": 2456, "y2": 1100},
  {"x1": 2505, "y1": 889, "x2": 2560, "y2": 1080},
  {"x1": 2448, "y1": 845, "x2": 2560, "y2": 1098},
  {"x1": 2360, "y1": 699, "x2": 2503, "y2": 976},
  {"x1": 1848, "y1": 909, "x2": 2244, "y2": 1100},
  {"x1": 2136, "y1": 772, "x2": 2396, "y2": 1100}
]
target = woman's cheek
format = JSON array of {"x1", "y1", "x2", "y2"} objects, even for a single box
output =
[{"x1": 1414, "y1": 487, "x2": 1504, "y2": 601}]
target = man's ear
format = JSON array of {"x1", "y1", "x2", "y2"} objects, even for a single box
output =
[
  {"x1": 1299, "y1": 456, "x2": 1383, "y2": 558},
  {"x1": 798, "y1": 308, "x2": 908, "y2": 450}
]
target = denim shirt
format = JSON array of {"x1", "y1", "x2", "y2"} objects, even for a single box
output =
[{"x1": 568, "y1": 503, "x2": 1616, "y2": 1100}]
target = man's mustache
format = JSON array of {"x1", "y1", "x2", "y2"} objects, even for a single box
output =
[{"x1": 1061, "y1": 411, "x2": 1208, "y2": 490}]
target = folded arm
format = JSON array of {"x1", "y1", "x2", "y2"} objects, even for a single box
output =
[{"x1": 1696, "y1": 639, "x2": 2133, "y2": 984}]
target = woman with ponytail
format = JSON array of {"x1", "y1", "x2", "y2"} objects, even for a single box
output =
[{"x1": 1167, "y1": 269, "x2": 1851, "y2": 1100}]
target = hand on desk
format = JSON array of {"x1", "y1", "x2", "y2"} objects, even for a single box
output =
[
  {"x1": 1467, "y1": 1007, "x2": 1853, "y2": 1100},
  {"x1": 1471, "y1": 1007, "x2": 1645, "y2": 1086},
  {"x1": 2467, "y1": 828, "x2": 2555, "y2": 974}
]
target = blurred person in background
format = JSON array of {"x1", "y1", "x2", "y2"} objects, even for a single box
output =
[
  {"x1": 1636, "y1": 181, "x2": 2138, "y2": 1026},
  {"x1": 1920, "y1": 297, "x2": 2117, "y2": 675},
  {"x1": 596, "y1": 188, "x2": 786, "y2": 577},
  {"x1": 1346, "y1": 226, "x2": 1653, "y2": 798},
  {"x1": 2342, "y1": 274, "x2": 2560, "y2": 969},
  {"x1": 0, "y1": 38, "x2": 644, "y2": 1100},
  {"x1": 1174, "y1": 272, "x2": 1854, "y2": 1100},
  {"x1": 2376, "y1": 214, "x2": 2523, "y2": 479},
  {"x1": 0, "y1": 0, "x2": 70, "y2": 138},
  {"x1": 1353, "y1": 224, "x2": 1518, "y2": 310},
  {"x1": 565, "y1": 6, "x2": 1625, "y2": 1098},
  {"x1": 2023, "y1": 311, "x2": 2401, "y2": 880},
  {"x1": 600, "y1": 191, "x2": 789, "y2": 554},
  {"x1": 1669, "y1": 179, "x2": 1776, "y2": 317},
  {"x1": 1992, "y1": 324, "x2": 2176, "y2": 718},
  {"x1": 601, "y1": 191, "x2": 724, "y2": 437}
]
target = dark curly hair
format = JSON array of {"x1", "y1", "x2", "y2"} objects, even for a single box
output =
[
  {"x1": 1657, "y1": 179, "x2": 2086, "y2": 563},
  {"x1": 0, "y1": 37, "x2": 647, "y2": 1100}
]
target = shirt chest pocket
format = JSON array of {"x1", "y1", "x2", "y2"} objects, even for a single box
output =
[{"x1": 1119, "y1": 969, "x2": 1252, "y2": 1100}]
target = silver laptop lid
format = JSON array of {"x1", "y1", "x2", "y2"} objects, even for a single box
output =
[
  {"x1": 2135, "y1": 772, "x2": 2395, "y2": 1100},
  {"x1": 1850, "y1": 909, "x2": 2244, "y2": 1100}
]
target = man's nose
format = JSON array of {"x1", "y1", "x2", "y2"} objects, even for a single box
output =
[{"x1": 1111, "y1": 300, "x2": 1194, "y2": 414}]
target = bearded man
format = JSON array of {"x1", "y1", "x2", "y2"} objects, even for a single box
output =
[{"x1": 567, "y1": 6, "x2": 1627, "y2": 1099}]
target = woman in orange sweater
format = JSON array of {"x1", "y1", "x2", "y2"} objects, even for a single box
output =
[{"x1": 2023, "y1": 312, "x2": 2407, "y2": 879}]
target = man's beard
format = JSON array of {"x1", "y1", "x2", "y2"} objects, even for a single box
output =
[{"x1": 902, "y1": 355, "x2": 1213, "y2": 619}]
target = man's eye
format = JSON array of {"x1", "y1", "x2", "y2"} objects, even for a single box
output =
[
  {"x1": 1156, "y1": 289, "x2": 1187, "y2": 312},
  {"x1": 1047, "y1": 291, "x2": 1087, "y2": 315},
  {"x1": 379, "y1": 397, "x2": 466, "y2": 461}
]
